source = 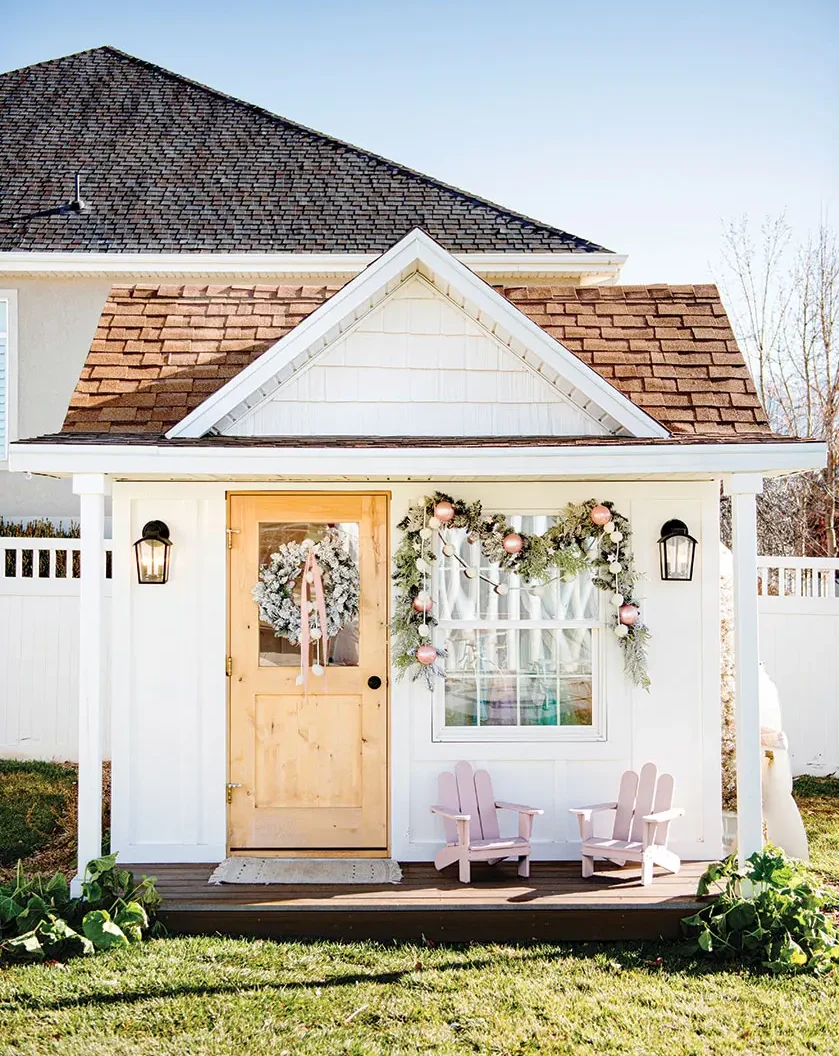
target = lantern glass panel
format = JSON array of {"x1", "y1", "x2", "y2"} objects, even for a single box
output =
[
  {"x1": 660, "y1": 532, "x2": 695, "y2": 580},
  {"x1": 135, "y1": 537, "x2": 170, "y2": 584}
]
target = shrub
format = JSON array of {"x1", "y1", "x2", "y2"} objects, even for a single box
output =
[
  {"x1": 0, "y1": 854, "x2": 161, "y2": 964},
  {"x1": 682, "y1": 844, "x2": 839, "y2": 974}
]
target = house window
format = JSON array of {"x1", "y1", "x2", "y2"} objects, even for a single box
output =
[
  {"x1": 0, "y1": 292, "x2": 15, "y2": 463},
  {"x1": 432, "y1": 514, "x2": 604, "y2": 742},
  {"x1": 0, "y1": 298, "x2": 7, "y2": 461}
]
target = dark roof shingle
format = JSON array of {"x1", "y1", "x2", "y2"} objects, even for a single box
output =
[
  {"x1": 61, "y1": 281, "x2": 771, "y2": 437},
  {"x1": 0, "y1": 46, "x2": 608, "y2": 254}
]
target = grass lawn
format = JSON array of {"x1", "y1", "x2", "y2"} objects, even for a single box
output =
[{"x1": 0, "y1": 766, "x2": 836, "y2": 1054}]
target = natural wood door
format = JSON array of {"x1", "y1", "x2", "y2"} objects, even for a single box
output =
[{"x1": 228, "y1": 493, "x2": 389, "y2": 852}]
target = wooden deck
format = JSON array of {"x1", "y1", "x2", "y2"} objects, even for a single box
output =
[{"x1": 133, "y1": 860, "x2": 708, "y2": 942}]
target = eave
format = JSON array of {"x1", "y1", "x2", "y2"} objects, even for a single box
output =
[
  {"x1": 0, "y1": 250, "x2": 627, "y2": 284},
  {"x1": 9, "y1": 438, "x2": 827, "y2": 483}
]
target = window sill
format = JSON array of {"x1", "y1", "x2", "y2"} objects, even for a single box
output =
[{"x1": 432, "y1": 727, "x2": 606, "y2": 744}]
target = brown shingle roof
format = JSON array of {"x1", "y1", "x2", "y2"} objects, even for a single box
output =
[
  {"x1": 61, "y1": 281, "x2": 770, "y2": 437},
  {"x1": 0, "y1": 46, "x2": 607, "y2": 254}
]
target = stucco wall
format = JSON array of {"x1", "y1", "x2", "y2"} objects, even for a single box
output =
[
  {"x1": 0, "y1": 277, "x2": 112, "y2": 520},
  {"x1": 109, "y1": 478, "x2": 722, "y2": 865}
]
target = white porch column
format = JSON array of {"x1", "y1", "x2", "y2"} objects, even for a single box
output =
[
  {"x1": 726, "y1": 473, "x2": 764, "y2": 865},
  {"x1": 72, "y1": 472, "x2": 111, "y2": 895}
]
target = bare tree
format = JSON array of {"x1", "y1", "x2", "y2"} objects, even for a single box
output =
[{"x1": 719, "y1": 217, "x2": 839, "y2": 555}]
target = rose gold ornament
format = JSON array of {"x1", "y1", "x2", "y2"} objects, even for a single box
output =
[
  {"x1": 416, "y1": 644, "x2": 438, "y2": 665},
  {"x1": 434, "y1": 500, "x2": 455, "y2": 523},
  {"x1": 412, "y1": 593, "x2": 433, "y2": 613},
  {"x1": 590, "y1": 504, "x2": 611, "y2": 526},
  {"x1": 618, "y1": 603, "x2": 640, "y2": 626},
  {"x1": 502, "y1": 532, "x2": 524, "y2": 554}
]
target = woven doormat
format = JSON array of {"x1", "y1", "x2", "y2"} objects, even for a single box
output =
[{"x1": 208, "y1": 857, "x2": 402, "y2": 885}]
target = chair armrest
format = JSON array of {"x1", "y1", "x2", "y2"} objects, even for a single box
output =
[
  {"x1": 568, "y1": 802, "x2": 618, "y2": 819},
  {"x1": 642, "y1": 807, "x2": 685, "y2": 824},
  {"x1": 495, "y1": 801, "x2": 543, "y2": 816},
  {"x1": 430, "y1": 804, "x2": 470, "y2": 822}
]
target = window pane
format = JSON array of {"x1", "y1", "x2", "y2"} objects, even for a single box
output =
[
  {"x1": 558, "y1": 627, "x2": 592, "y2": 675},
  {"x1": 519, "y1": 628, "x2": 557, "y2": 676},
  {"x1": 560, "y1": 679, "x2": 593, "y2": 726},
  {"x1": 477, "y1": 630, "x2": 516, "y2": 677},
  {"x1": 479, "y1": 676, "x2": 517, "y2": 726},
  {"x1": 445, "y1": 678, "x2": 478, "y2": 726},
  {"x1": 519, "y1": 677, "x2": 558, "y2": 726},
  {"x1": 257, "y1": 521, "x2": 359, "y2": 668}
]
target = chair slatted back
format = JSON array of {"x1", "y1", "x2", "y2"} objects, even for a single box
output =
[
  {"x1": 609, "y1": 763, "x2": 676, "y2": 846},
  {"x1": 437, "y1": 761, "x2": 503, "y2": 843},
  {"x1": 473, "y1": 768, "x2": 500, "y2": 840},
  {"x1": 437, "y1": 770, "x2": 460, "y2": 844},
  {"x1": 455, "y1": 760, "x2": 484, "y2": 841}
]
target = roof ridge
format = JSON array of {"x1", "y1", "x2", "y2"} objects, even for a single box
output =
[{"x1": 39, "y1": 45, "x2": 608, "y2": 253}]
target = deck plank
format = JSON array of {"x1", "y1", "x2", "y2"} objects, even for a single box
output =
[{"x1": 130, "y1": 861, "x2": 708, "y2": 942}]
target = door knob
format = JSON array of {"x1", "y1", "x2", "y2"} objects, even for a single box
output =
[{"x1": 367, "y1": 675, "x2": 383, "y2": 690}]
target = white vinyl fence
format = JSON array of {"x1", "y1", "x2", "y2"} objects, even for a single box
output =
[
  {"x1": 758, "y1": 557, "x2": 839, "y2": 776},
  {"x1": 1, "y1": 543, "x2": 837, "y2": 774},
  {"x1": 0, "y1": 538, "x2": 111, "y2": 762}
]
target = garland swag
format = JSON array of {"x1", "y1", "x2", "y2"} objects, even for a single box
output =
[{"x1": 392, "y1": 493, "x2": 651, "y2": 690}]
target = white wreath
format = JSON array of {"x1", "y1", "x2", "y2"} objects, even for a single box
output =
[{"x1": 252, "y1": 530, "x2": 360, "y2": 645}]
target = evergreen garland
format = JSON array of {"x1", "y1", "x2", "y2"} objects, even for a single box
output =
[{"x1": 392, "y1": 492, "x2": 651, "y2": 690}]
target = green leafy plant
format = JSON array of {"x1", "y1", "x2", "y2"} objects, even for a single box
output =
[
  {"x1": 682, "y1": 844, "x2": 839, "y2": 974},
  {"x1": 0, "y1": 853, "x2": 161, "y2": 964}
]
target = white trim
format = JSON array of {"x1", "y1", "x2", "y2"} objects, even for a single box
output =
[
  {"x1": 165, "y1": 231, "x2": 665, "y2": 440},
  {"x1": 0, "y1": 249, "x2": 626, "y2": 281},
  {"x1": 8, "y1": 440, "x2": 828, "y2": 481},
  {"x1": 0, "y1": 290, "x2": 18, "y2": 465}
]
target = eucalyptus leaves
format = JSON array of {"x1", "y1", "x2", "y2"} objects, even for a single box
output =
[{"x1": 392, "y1": 492, "x2": 651, "y2": 690}]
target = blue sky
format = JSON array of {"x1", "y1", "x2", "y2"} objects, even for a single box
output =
[{"x1": 3, "y1": 0, "x2": 837, "y2": 282}]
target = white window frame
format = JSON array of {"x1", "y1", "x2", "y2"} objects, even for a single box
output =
[
  {"x1": 0, "y1": 290, "x2": 19, "y2": 466},
  {"x1": 431, "y1": 517, "x2": 607, "y2": 744}
]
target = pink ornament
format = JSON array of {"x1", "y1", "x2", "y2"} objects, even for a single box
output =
[
  {"x1": 502, "y1": 532, "x2": 524, "y2": 554},
  {"x1": 434, "y1": 500, "x2": 455, "y2": 523},
  {"x1": 412, "y1": 594, "x2": 433, "y2": 613},
  {"x1": 590, "y1": 504, "x2": 612, "y2": 526},
  {"x1": 416, "y1": 644, "x2": 438, "y2": 666},
  {"x1": 618, "y1": 603, "x2": 640, "y2": 626}
]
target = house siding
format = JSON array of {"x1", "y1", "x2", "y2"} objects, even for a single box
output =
[{"x1": 109, "y1": 478, "x2": 722, "y2": 865}]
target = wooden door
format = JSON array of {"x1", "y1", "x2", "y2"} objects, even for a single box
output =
[{"x1": 228, "y1": 493, "x2": 389, "y2": 853}]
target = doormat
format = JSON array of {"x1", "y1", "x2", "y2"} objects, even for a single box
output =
[{"x1": 208, "y1": 857, "x2": 403, "y2": 885}]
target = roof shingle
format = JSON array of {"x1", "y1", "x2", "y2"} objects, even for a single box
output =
[
  {"x1": 61, "y1": 281, "x2": 770, "y2": 437},
  {"x1": 0, "y1": 47, "x2": 607, "y2": 254}
]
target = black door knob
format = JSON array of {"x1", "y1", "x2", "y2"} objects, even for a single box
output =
[{"x1": 367, "y1": 675, "x2": 383, "y2": 690}]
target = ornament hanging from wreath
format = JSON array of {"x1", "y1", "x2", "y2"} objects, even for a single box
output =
[
  {"x1": 252, "y1": 529, "x2": 360, "y2": 684},
  {"x1": 392, "y1": 493, "x2": 652, "y2": 691}
]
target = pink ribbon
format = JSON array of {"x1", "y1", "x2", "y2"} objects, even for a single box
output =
[{"x1": 299, "y1": 547, "x2": 329, "y2": 691}]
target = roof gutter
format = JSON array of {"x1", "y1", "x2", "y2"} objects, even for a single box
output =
[
  {"x1": 0, "y1": 250, "x2": 627, "y2": 281},
  {"x1": 8, "y1": 440, "x2": 827, "y2": 481}
]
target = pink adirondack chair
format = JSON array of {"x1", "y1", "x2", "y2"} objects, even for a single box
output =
[
  {"x1": 431, "y1": 761, "x2": 543, "y2": 883},
  {"x1": 569, "y1": 762, "x2": 684, "y2": 886}
]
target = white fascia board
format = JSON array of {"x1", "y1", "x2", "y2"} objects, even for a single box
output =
[
  {"x1": 166, "y1": 229, "x2": 664, "y2": 440},
  {"x1": 0, "y1": 249, "x2": 625, "y2": 280},
  {"x1": 8, "y1": 441, "x2": 827, "y2": 481}
]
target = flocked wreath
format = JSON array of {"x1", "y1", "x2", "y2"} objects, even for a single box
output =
[
  {"x1": 253, "y1": 530, "x2": 360, "y2": 648},
  {"x1": 393, "y1": 493, "x2": 651, "y2": 690}
]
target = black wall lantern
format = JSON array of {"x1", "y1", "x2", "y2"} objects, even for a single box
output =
[
  {"x1": 134, "y1": 520, "x2": 172, "y2": 584},
  {"x1": 658, "y1": 519, "x2": 697, "y2": 581}
]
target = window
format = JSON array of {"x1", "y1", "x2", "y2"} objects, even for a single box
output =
[
  {"x1": 433, "y1": 514, "x2": 604, "y2": 741},
  {"x1": 0, "y1": 292, "x2": 16, "y2": 463}
]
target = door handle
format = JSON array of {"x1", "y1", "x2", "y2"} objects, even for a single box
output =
[
  {"x1": 226, "y1": 782, "x2": 242, "y2": 804},
  {"x1": 367, "y1": 675, "x2": 383, "y2": 690}
]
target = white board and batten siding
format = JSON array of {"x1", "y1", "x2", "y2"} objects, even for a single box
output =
[
  {"x1": 109, "y1": 478, "x2": 723, "y2": 865},
  {"x1": 0, "y1": 537, "x2": 112, "y2": 761},
  {"x1": 757, "y1": 557, "x2": 839, "y2": 776},
  {"x1": 227, "y1": 276, "x2": 610, "y2": 438}
]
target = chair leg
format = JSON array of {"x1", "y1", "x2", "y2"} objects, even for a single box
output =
[
  {"x1": 518, "y1": 854, "x2": 530, "y2": 879},
  {"x1": 458, "y1": 851, "x2": 471, "y2": 884},
  {"x1": 641, "y1": 850, "x2": 654, "y2": 886},
  {"x1": 581, "y1": 854, "x2": 594, "y2": 879}
]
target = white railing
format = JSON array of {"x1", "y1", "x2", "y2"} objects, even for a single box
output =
[
  {"x1": 0, "y1": 537, "x2": 112, "y2": 595},
  {"x1": 757, "y1": 556, "x2": 839, "y2": 600}
]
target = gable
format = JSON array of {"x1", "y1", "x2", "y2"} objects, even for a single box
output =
[{"x1": 227, "y1": 277, "x2": 609, "y2": 438}]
